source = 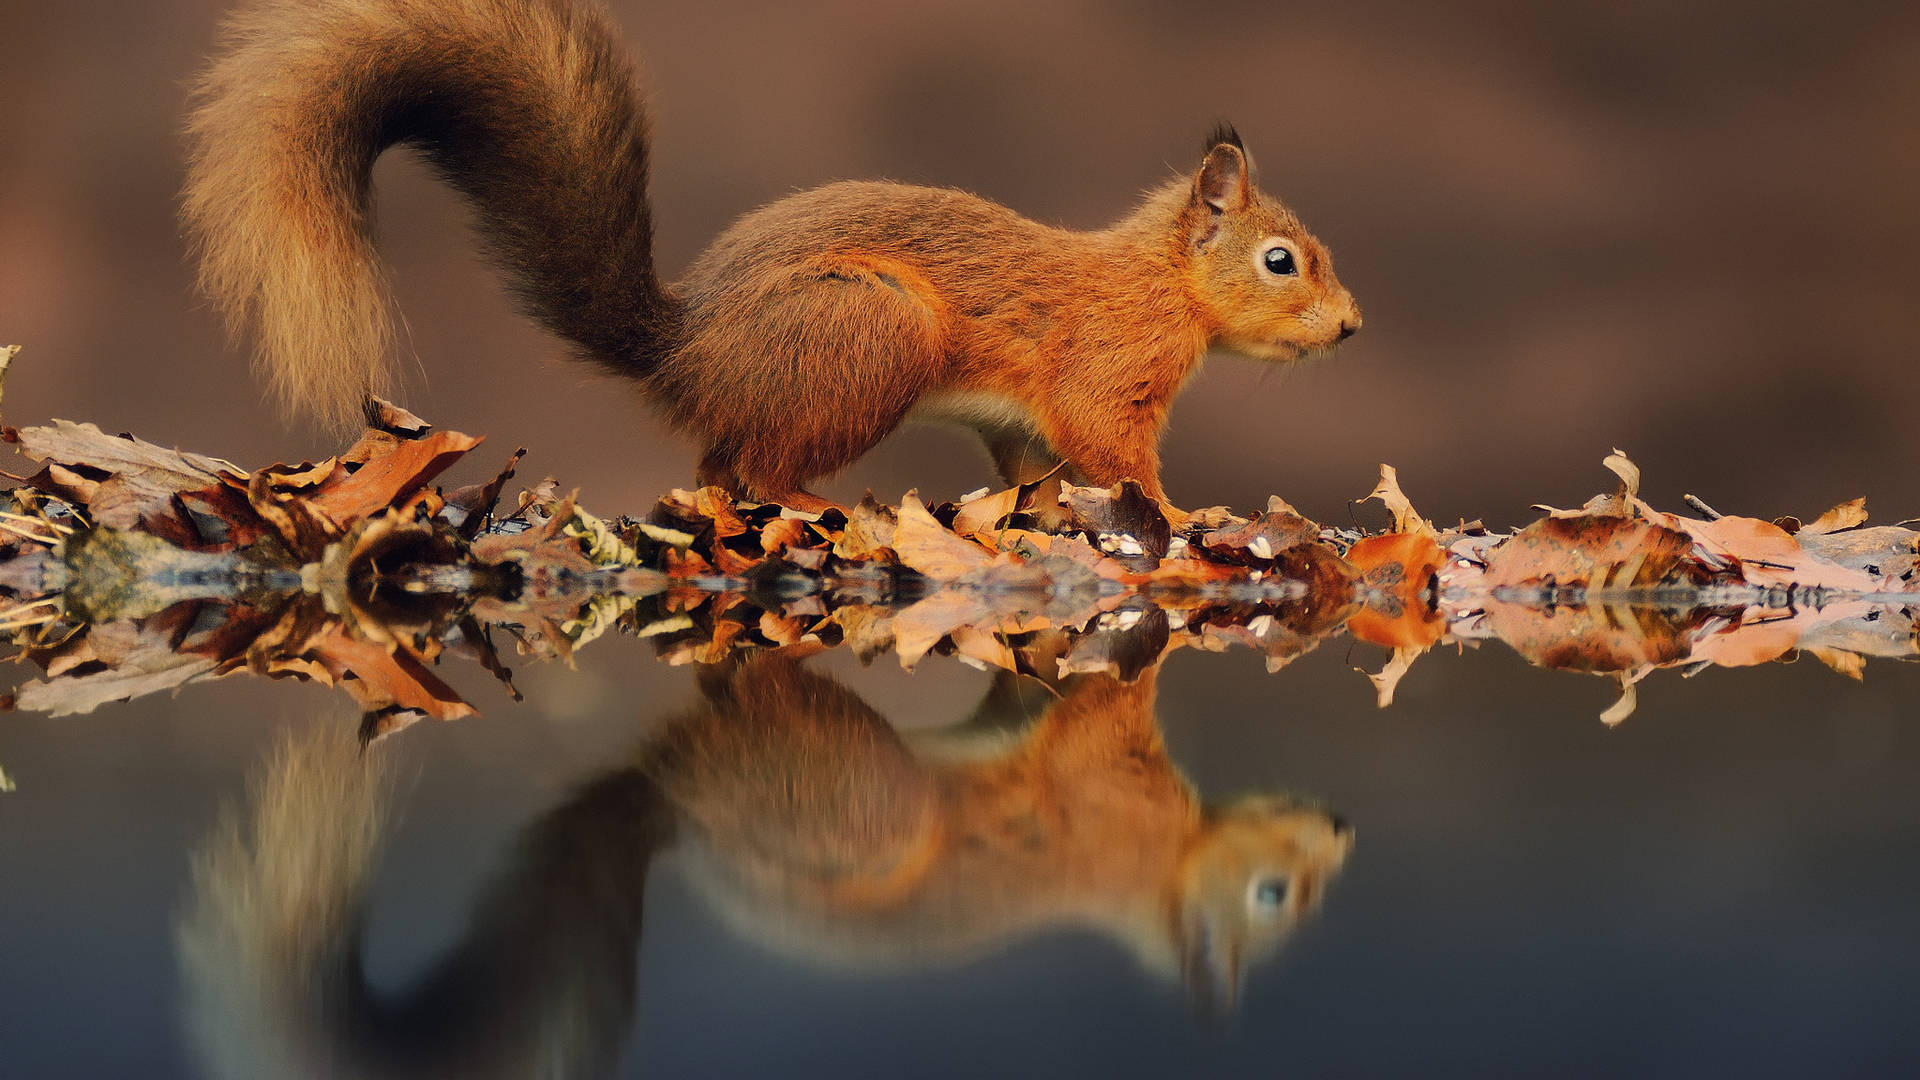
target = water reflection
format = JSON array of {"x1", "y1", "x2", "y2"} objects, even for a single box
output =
[{"x1": 178, "y1": 647, "x2": 1350, "y2": 1077}]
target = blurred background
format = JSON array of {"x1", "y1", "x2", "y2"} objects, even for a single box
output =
[{"x1": 5, "y1": 0, "x2": 1917, "y2": 524}]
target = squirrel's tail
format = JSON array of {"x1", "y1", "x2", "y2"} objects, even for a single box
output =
[
  {"x1": 184, "y1": 0, "x2": 675, "y2": 431},
  {"x1": 177, "y1": 727, "x2": 671, "y2": 1080}
]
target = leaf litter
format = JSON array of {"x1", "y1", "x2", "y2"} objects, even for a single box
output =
[{"x1": 0, "y1": 379, "x2": 1913, "y2": 739}]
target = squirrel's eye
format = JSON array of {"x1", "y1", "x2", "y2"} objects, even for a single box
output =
[
  {"x1": 1263, "y1": 247, "x2": 1298, "y2": 276},
  {"x1": 1254, "y1": 878, "x2": 1289, "y2": 907}
]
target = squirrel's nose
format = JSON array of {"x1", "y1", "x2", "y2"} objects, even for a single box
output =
[{"x1": 1335, "y1": 297, "x2": 1362, "y2": 341}]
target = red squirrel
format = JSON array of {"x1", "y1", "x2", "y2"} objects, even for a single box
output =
[{"x1": 184, "y1": 0, "x2": 1361, "y2": 514}]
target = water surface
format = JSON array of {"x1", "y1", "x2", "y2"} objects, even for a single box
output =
[{"x1": 4, "y1": 614, "x2": 1918, "y2": 1077}]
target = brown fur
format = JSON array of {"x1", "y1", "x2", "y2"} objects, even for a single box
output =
[
  {"x1": 187, "y1": 0, "x2": 1360, "y2": 506},
  {"x1": 180, "y1": 657, "x2": 1349, "y2": 1076},
  {"x1": 184, "y1": 0, "x2": 669, "y2": 430}
]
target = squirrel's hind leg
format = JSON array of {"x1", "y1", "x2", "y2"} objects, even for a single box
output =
[
  {"x1": 698, "y1": 446, "x2": 844, "y2": 514},
  {"x1": 678, "y1": 256, "x2": 948, "y2": 506}
]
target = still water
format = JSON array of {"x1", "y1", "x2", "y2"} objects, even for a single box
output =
[{"x1": 4, "y1": 612, "x2": 1918, "y2": 1078}]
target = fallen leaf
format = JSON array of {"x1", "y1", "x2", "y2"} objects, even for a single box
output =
[
  {"x1": 1802, "y1": 498, "x2": 1869, "y2": 536},
  {"x1": 891, "y1": 492, "x2": 993, "y2": 581},
  {"x1": 951, "y1": 485, "x2": 1023, "y2": 541},
  {"x1": 1484, "y1": 516, "x2": 1707, "y2": 590},
  {"x1": 835, "y1": 493, "x2": 899, "y2": 561},
  {"x1": 1061, "y1": 480, "x2": 1172, "y2": 558},
  {"x1": 310, "y1": 429, "x2": 482, "y2": 524},
  {"x1": 1363, "y1": 465, "x2": 1436, "y2": 538}
]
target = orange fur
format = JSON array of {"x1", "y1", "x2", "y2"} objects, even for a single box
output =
[{"x1": 186, "y1": 0, "x2": 1360, "y2": 505}]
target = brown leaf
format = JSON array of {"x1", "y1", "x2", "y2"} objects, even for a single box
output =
[
  {"x1": 10, "y1": 420, "x2": 244, "y2": 532},
  {"x1": 710, "y1": 542, "x2": 765, "y2": 576},
  {"x1": 1802, "y1": 497, "x2": 1869, "y2": 536},
  {"x1": 658, "y1": 487, "x2": 751, "y2": 539},
  {"x1": 758, "y1": 516, "x2": 812, "y2": 556},
  {"x1": 1364, "y1": 464, "x2": 1436, "y2": 537},
  {"x1": 1186, "y1": 506, "x2": 1249, "y2": 531},
  {"x1": 363, "y1": 396, "x2": 432, "y2": 436},
  {"x1": 1483, "y1": 516, "x2": 1708, "y2": 590},
  {"x1": 1061, "y1": 480, "x2": 1172, "y2": 558},
  {"x1": 246, "y1": 469, "x2": 345, "y2": 558},
  {"x1": 951, "y1": 485, "x2": 1024, "y2": 541},
  {"x1": 309, "y1": 429, "x2": 481, "y2": 525},
  {"x1": 259, "y1": 458, "x2": 339, "y2": 491},
  {"x1": 662, "y1": 547, "x2": 715, "y2": 577},
  {"x1": 446, "y1": 448, "x2": 527, "y2": 539},
  {"x1": 892, "y1": 492, "x2": 993, "y2": 581},
  {"x1": 12, "y1": 419, "x2": 243, "y2": 485},
  {"x1": 1687, "y1": 516, "x2": 1881, "y2": 591},
  {"x1": 1795, "y1": 525, "x2": 1919, "y2": 583},
  {"x1": 18, "y1": 463, "x2": 101, "y2": 505},
  {"x1": 1601, "y1": 448, "x2": 1642, "y2": 505},
  {"x1": 834, "y1": 493, "x2": 898, "y2": 561},
  {"x1": 1344, "y1": 533, "x2": 1445, "y2": 648},
  {"x1": 1200, "y1": 510, "x2": 1323, "y2": 565}
]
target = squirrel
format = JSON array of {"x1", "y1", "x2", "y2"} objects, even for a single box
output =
[
  {"x1": 177, "y1": 654, "x2": 1352, "y2": 1077},
  {"x1": 184, "y1": 0, "x2": 1361, "y2": 514}
]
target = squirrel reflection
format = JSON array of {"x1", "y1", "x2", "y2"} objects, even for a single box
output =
[{"x1": 179, "y1": 651, "x2": 1351, "y2": 1079}]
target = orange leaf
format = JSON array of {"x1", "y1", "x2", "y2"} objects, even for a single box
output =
[{"x1": 310, "y1": 429, "x2": 481, "y2": 524}]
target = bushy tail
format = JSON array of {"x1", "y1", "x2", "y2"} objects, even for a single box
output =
[
  {"x1": 184, "y1": 0, "x2": 676, "y2": 431},
  {"x1": 177, "y1": 727, "x2": 672, "y2": 1079}
]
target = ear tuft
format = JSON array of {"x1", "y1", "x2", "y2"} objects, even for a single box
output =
[{"x1": 1203, "y1": 121, "x2": 1244, "y2": 157}]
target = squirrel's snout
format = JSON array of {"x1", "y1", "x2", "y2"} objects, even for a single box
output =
[{"x1": 1335, "y1": 295, "x2": 1362, "y2": 341}]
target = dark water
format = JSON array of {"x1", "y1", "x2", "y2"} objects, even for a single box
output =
[{"x1": 4, "y1": 616, "x2": 1919, "y2": 1079}]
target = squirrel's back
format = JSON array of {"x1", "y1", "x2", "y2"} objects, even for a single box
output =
[{"x1": 184, "y1": 0, "x2": 675, "y2": 429}]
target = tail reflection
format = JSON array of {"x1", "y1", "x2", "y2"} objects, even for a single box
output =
[{"x1": 179, "y1": 654, "x2": 1351, "y2": 1077}]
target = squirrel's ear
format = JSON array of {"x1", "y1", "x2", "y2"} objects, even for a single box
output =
[{"x1": 1193, "y1": 140, "x2": 1250, "y2": 215}]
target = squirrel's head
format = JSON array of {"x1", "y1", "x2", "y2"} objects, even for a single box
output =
[
  {"x1": 1166, "y1": 792, "x2": 1353, "y2": 1021},
  {"x1": 1179, "y1": 126, "x2": 1361, "y2": 361}
]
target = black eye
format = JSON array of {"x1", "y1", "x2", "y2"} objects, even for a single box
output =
[
  {"x1": 1254, "y1": 878, "x2": 1289, "y2": 906},
  {"x1": 1263, "y1": 247, "x2": 1297, "y2": 276}
]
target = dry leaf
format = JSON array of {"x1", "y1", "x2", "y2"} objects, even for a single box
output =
[
  {"x1": 1801, "y1": 498, "x2": 1869, "y2": 536},
  {"x1": 891, "y1": 492, "x2": 993, "y2": 581},
  {"x1": 1364, "y1": 465, "x2": 1436, "y2": 538}
]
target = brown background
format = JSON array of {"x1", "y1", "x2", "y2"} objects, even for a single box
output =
[{"x1": 4, "y1": 0, "x2": 1917, "y2": 525}]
